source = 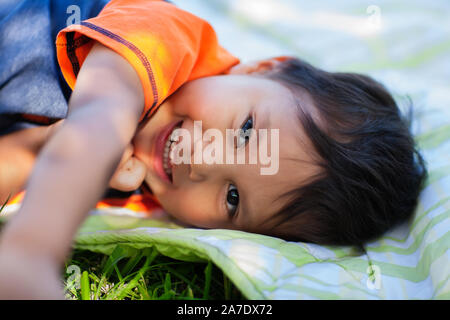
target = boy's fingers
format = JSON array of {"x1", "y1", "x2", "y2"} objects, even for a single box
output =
[{"x1": 109, "y1": 156, "x2": 146, "y2": 192}]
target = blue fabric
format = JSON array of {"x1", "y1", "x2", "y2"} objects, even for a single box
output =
[{"x1": 0, "y1": 0, "x2": 110, "y2": 135}]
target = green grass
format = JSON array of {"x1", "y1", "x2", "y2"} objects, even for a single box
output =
[{"x1": 63, "y1": 246, "x2": 245, "y2": 300}]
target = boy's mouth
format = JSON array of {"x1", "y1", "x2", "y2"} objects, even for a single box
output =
[{"x1": 153, "y1": 120, "x2": 182, "y2": 184}]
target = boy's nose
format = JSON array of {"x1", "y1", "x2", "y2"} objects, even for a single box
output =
[
  {"x1": 185, "y1": 120, "x2": 231, "y2": 183},
  {"x1": 187, "y1": 127, "x2": 214, "y2": 182},
  {"x1": 188, "y1": 163, "x2": 206, "y2": 182}
]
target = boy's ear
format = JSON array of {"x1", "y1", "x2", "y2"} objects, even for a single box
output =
[
  {"x1": 226, "y1": 56, "x2": 289, "y2": 75},
  {"x1": 109, "y1": 144, "x2": 146, "y2": 192}
]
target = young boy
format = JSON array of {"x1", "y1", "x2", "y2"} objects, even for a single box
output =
[{"x1": 0, "y1": 0, "x2": 426, "y2": 298}]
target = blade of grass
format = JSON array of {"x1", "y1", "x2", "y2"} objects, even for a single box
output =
[
  {"x1": 94, "y1": 246, "x2": 129, "y2": 299},
  {"x1": 203, "y1": 261, "x2": 212, "y2": 299},
  {"x1": 114, "y1": 265, "x2": 123, "y2": 282},
  {"x1": 121, "y1": 251, "x2": 145, "y2": 276},
  {"x1": 102, "y1": 246, "x2": 128, "y2": 278},
  {"x1": 106, "y1": 248, "x2": 158, "y2": 300},
  {"x1": 186, "y1": 285, "x2": 194, "y2": 299},
  {"x1": 136, "y1": 275, "x2": 151, "y2": 300},
  {"x1": 80, "y1": 271, "x2": 91, "y2": 300},
  {"x1": 164, "y1": 265, "x2": 202, "y2": 293},
  {"x1": 88, "y1": 273, "x2": 99, "y2": 299},
  {"x1": 176, "y1": 285, "x2": 201, "y2": 300},
  {"x1": 157, "y1": 272, "x2": 176, "y2": 299},
  {"x1": 164, "y1": 272, "x2": 171, "y2": 294}
]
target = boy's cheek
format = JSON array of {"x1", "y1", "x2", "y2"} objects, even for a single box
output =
[{"x1": 155, "y1": 192, "x2": 207, "y2": 226}]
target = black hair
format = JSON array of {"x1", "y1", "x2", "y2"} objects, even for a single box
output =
[{"x1": 262, "y1": 57, "x2": 427, "y2": 246}]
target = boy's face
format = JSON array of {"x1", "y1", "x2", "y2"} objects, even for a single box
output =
[{"x1": 131, "y1": 72, "x2": 320, "y2": 234}]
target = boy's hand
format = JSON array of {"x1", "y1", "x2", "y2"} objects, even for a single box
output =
[{"x1": 0, "y1": 42, "x2": 144, "y2": 299}]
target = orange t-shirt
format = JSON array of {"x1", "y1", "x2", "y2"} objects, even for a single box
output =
[{"x1": 55, "y1": 0, "x2": 240, "y2": 122}]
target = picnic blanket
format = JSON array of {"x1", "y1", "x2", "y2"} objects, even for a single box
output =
[{"x1": 2, "y1": 0, "x2": 449, "y2": 299}]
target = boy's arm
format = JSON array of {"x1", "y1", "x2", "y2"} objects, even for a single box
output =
[{"x1": 0, "y1": 42, "x2": 144, "y2": 299}]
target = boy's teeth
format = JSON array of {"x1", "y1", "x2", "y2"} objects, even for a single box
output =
[
  {"x1": 170, "y1": 129, "x2": 180, "y2": 142},
  {"x1": 164, "y1": 136, "x2": 172, "y2": 151},
  {"x1": 162, "y1": 126, "x2": 180, "y2": 179}
]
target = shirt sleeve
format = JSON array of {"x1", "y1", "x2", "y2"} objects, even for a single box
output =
[{"x1": 55, "y1": 0, "x2": 240, "y2": 122}]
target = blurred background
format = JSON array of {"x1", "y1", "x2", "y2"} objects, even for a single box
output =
[{"x1": 174, "y1": 0, "x2": 450, "y2": 170}]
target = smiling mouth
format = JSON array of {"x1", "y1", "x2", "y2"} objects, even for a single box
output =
[
  {"x1": 154, "y1": 121, "x2": 182, "y2": 184},
  {"x1": 162, "y1": 125, "x2": 181, "y2": 180}
]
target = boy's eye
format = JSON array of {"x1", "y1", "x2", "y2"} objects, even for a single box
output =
[
  {"x1": 226, "y1": 184, "x2": 239, "y2": 218},
  {"x1": 237, "y1": 116, "x2": 253, "y2": 148}
]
